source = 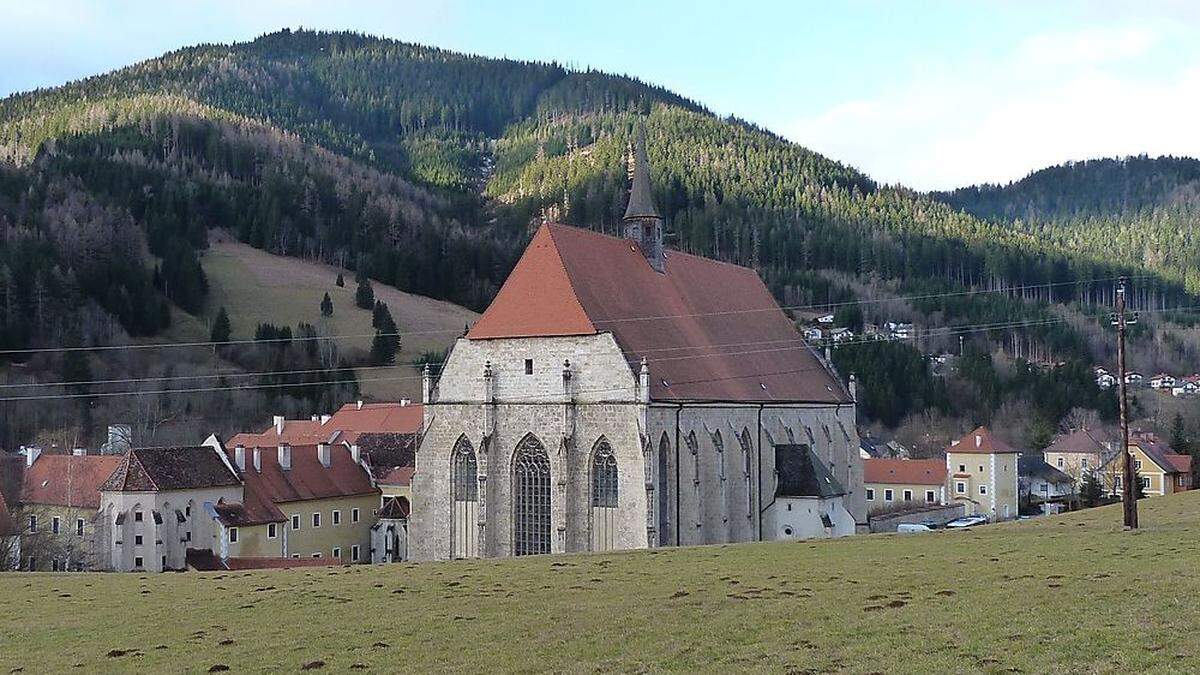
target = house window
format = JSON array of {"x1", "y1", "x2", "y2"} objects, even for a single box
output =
[
  {"x1": 451, "y1": 436, "x2": 479, "y2": 559},
  {"x1": 1140, "y1": 476, "x2": 1151, "y2": 490},
  {"x1": 351, "y1": 545, "x2": 360, "y2": 562},
  {"x1": 1081, "y1": 459, "x2": 1088, "y2": 469},
  {"x1": 524, "y1": 359, "x2": 534, "y2": 375},
  {"x1": 884, "y1": 489, "x2": 894, "y2": 502},
  {"x1": 979, "y1": 485, "x2": 988, "y2": 495},
  {"x1": 1057, "y1": 457, "x2": 1064, "y2": 468},
  {"x1": 291, "y1": 514, "x2": 301, "y2": 530},
  {"x1": 312, "y1": 513, "x2": 321, "y2": 528},
  {"x1": 956, "y1": 482, "x2": 966, "y2": 494},
  {"x1": 902, "y1": 490, "x2": 913, "y2": 502},
  {"x1": 332, "y1": 547, "x2": 342, "y2": 559},
  {"x1": 229, "y1": 528, "x2": 239, "y2": 543},
  {"x1": 134, "y1": 556, "x2": 144, "y2": 569},
  {"x1": 161, "y1": 555, "x2": 167, "y2": 569},
  {"x1": 590, "y1": 438, "x2": 619, "y2": 552},
  {"x1": 958, "y1": 464, "x2": 965, "y2": 473},
  {"x1": 925, "y1": 490, "x2": 936, "y2": 503},
  {"x1": 292, "y1": 554, "x2": 300, "y2": 559},
  {"x1": 268, "y1": 523, "x2": 278, "y2": 539},
  {"x1": 185, "y1": 506, "x2": 191, "y2": 518},
  {"x1": 27, "y1": 515, "x2": 36, "y2": 533},
  {"x1": 52, "y1": 517, "x2": 60, "y2": 534},
  {"x1": 866, "y1": 488, "x2": 875, "y2": 501},
  {"x1": 27, "y1": 557, "x2": 36, "y2": 570},
  {"x1": 1134, "y1": 459, "x2": 1142, "y2": 470},
  {"x1": 185, "y1": 531, "x2": 191, "y2": 542},
  {"x1": 1040, "y1": 484, "x2": 1049, "y2": 493},
  {"x1": 978, "y1": 466, "x2": 984, "y2": 473},
  {"x1": 312, "y1": 553, "x2": 322, "y2": 558},
  {"x1": 332, "y1": 510, "x2": 341, "y2": 526},
  {"x1": 352, "y1": 508, "x2": 360, "y2": 523},
  {"x1": 135, "y1": 535, "x2": 143, "y2": 546},
  {"x1": 513, "y1": 434, "x2": 552, "y2": 556},
  {"x1": 76, "y1": 518, "x2": 85, "y2": 536},
  {"x1": 51, "y1": 559, "x2": 61, "y2": 572},
  {"x1": 134, "y1": 511, "x2": 143, "y2": 523}
]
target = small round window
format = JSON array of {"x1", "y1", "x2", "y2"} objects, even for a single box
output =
[{"x1": 783, "y1": 526, "x2": 793, "y2": 536}]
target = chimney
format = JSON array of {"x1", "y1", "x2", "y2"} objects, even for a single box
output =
[
  {"x1": 356, "y1": 400, "x2": 364, "y2": 410},
  {"x1": 311, "y1": 414, "x2": 320, "y2": 422},
  {"x1": 234, "y1": 445, "x2": 246, "y2": 472},
  {"x1": 422, "y1": 364, "x2": 433, "y2": 404},
  {"x1": 318, "y1": 443, "x2": 331, "y2": 468},
  {"x1": 350, "y1": 444, "x2": 361, "y2": 464},
  {"x1": 278, "y1": 444, "x2": 292, "y2": 471},
  {"x1": 25, "y1": 446, "x2": 41, "y2": 467},
  {"x1": 273, "y1": 415, "x2": 285, "y2": 435},
  {"x1": 319, "y1": 414, "x2": 331, "y2": 424},
  {"x1": 252, "y1": 447, "x2": 262, "y2": 473}
]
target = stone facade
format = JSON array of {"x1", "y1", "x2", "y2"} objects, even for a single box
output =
[{"x1": 411, "y1": 333, "x2": 863, "y2": 561}]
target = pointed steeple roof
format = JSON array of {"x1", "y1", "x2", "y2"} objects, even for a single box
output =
[{"x1": 623, "y1": 125, "x2": 660, "y2": 220}]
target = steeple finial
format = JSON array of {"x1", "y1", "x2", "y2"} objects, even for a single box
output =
[
  {"x1": 623, "y1": 122, "x2": 665, "y2": 272},
  {"x1": 624, "y1": 125, "x2": 660, "y2": 220}
]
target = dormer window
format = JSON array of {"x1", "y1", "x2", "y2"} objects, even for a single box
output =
[{"x1": 524, "y1": 359, "x2": 534, "y2": 375}]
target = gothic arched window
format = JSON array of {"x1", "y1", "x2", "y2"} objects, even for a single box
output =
[
  {"x1": 590, "y1": 438, "x2": 618, "y2": 551},
  {"x1": 740, "y1": 428, "x2": 754, "y2": 519},
  {"x1": 657, "y1": 433, "x2": 671, "y2": 546},
  {"x1": 450, "y1": 436, "x2": 478, "y2": 559},
  {"x1": 512, "y1": 434, "x2": 551, "y2": 556}
]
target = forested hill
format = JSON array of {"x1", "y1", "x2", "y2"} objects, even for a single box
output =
[
  {"x1": 934, "y1": 156, "x2": 1200, "y2": 293},
  {"x1": 1, "y1": 27, "x2": 1195, "y2": 360},
  {"x1": 935, "y1": 155, "x2": 1200, "y2": 222}
]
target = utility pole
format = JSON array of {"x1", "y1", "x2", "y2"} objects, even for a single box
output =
[{"x1": 1113, "y1": 277, "x2": 1138, "y2": 529}]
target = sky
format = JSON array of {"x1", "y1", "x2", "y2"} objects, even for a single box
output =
[{"x1": 2, "y1": 1, "x2": 1199, "y2": 190}]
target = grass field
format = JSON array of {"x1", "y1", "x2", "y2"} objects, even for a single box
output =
[
  {"x1": 167, "y1": 234, "x2": 478, "y2": 401},
  {"x1": 3, "y1": 494, "x2": 1199, "y2": 673}
]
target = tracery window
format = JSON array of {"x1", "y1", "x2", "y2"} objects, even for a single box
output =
[
  {"x1": 590, "y1": 438, "x2": 618, "y2": 551},
  {"x1": 513, "y1": 434, "x2": 551, "y2": 556},
  {"x1": 450, "y1": 436, "x2": 478, "y2": 559}
]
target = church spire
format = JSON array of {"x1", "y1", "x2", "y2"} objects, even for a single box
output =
[{"x1": 623, "y1": 124, "x2": 665, "y2": 272}]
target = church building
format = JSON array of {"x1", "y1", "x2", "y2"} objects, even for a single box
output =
[{"x1": 410, "y1": 130, "x2": 864, "y2": 560}]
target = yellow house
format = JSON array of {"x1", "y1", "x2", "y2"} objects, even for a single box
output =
[
  {"x1": 944, "y1": 427, "x2": 1019, "y2": 521},
  {"x1": 862, "y1": 458, "x2": 946, "y2": 510},
  {"x1": 1104, "y1": 439, "x2": 1192, "y2": 497},
  {"x1": 1043, "y1": 428, "x2": 1117, "y2": 489},
  {"x1": 215, "y1": 442, "x2": 380, "y2": 564},
  {"x1": 17, "y1": 451, "x2": 121, "y2": 571}
]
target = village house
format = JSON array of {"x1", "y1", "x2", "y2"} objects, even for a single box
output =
[
  {"x1": 17, "y1": 449, "x2": 121, "y2": 571},
  {"x1": 1094, "y1": 368, "x2": 1116, "y2": 389},
  {"x1": 863, "y1": 458, "x2": 946, "y2": 508},
  {"x1": 1124, "y1": 371, "x2": 1144, "y2": 386},
  {"x1": 945, "y1": 427, "x2": 1019, "y2": 521},
  {"x1": 410, "y1": 129, "x2": 863, "y2": 561},
  {"x1": 1104, "y1": 438, "x2": 1192, "y2": 497},
  {"x1": 213, "y1": 440, "x2": 380, "y2": 563},
  {"x1": 1171, "y1": 376, "x2": 1200, "y2": 397},
  {"x1": 1017, "y1": 455, "x2": 1074, "y2": 514},
  {"x1": 1042, "y1": 428, "x2": 1118, "y2": 488},
  {"x1": 371, "y1": 495, "x2": 411, "y2": 563},
  {"x1": 1149, "y1": 373, "x2": 1176, "y2": 390},
  {"x1": 98, "y1": 445, "x2": 242, "y2": 572}
]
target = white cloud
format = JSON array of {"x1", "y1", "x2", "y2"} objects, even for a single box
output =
[{"x1": 784, "y1": 25, "x2": 1200, "y2": 190}]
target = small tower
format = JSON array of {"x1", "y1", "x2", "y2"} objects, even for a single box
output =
[{"x1": 624, "y1": 125, "x2": 665, "y2": 273}]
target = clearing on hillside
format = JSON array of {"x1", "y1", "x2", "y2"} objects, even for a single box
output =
[
  {"x1": 168, "y1": 233, "x2": 478, "y2": 401},
  {"x1": 2, "y1": 493, "x2": 1198, "y2": 672}
]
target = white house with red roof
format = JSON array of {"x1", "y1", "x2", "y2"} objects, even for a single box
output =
[{"x1": 410, "y1": 129, "x2": 862, "y2": 561}]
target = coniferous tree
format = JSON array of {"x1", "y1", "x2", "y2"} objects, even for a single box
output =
[
  {"x1": 211, "y1": 306, "x2": 232, "y2": 344},
  {"x1": 355, "y1": 278, "x2": 375, "y2": 310},
  {"x1": 335, "y1": 273, "x2": 345, "y2": 288},
  {"x1": 1079, "y1": 470, "x2": 1104, "y2": 508},
  {"x1": 320, "y1": 292, "x2": 334, "y2": 317}
]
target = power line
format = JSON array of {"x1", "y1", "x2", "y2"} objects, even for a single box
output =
[{"x1": 0, "y1": 274, "x2": 1154, "y2": 357}]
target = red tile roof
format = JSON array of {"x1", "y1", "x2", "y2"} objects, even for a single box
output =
[
  {"x1": 20, "y1": 454, "x2": 122, "y2": 509},
  {"x1": 1166, "y1": 453, "x2": 1192, "y2": 474},
  {"x1": 863, "y1": 459, "x2": 946, "y2": 486},
  {"x1": 222, "y1": 444, "x2": 377, "y2": 526},
  {"x1": 1044, "y1": 428, "x2": 1113, "y2": 455},
  {"x1": 946, "y1": 426, "x2": 1018, "y2": 455},
  {"x1": 379, "y1": 465, "x2": 414, "y2": 486},
  {"x1": 466, "y1": 223, "x2": 848, "y2": 404},
  {"x1": 229, "y1": 403, "x2": 422, "y2": 448}
]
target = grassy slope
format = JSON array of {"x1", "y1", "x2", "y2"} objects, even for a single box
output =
[
  {"x1": 165, "y1": 233, "x2": 478, "y2": 401},
  {"x1": 2, "y1": 494, "x2": 1198, "y2": 673}
]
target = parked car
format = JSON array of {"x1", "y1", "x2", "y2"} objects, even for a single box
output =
[
  {"x1": 896, "y1": 523, "x2": 933, "y2": 533},
  {"x1": 944, "y1": 515, "x2": 989, "y2": 529}
]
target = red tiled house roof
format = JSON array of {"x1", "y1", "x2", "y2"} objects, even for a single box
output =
[
  {"x1": 466, "y1": 223, "x2": 848, "y2": 404},
  {"x1": 863, "y1": 459, "x2": 946, "y2": 486},
  {"x1": 947, "y1": 426, "x2": 1019, "y2": 454},
  {"x1": 1166, "y1": 453, "x2": 1192, "y2": 475},
  {"x1": 228, "y1": 402, "x2": 422, "y2": 448},
  {"x1": 220, "y1": 444, "x2": 377, "y2": 526},
  {"x1": 20, "y1": 454, "x2": 122, "y2": 509},
  {"x1": 1044, "y1": 428, "x2": 1114, "y2": 455},
  {"x1": 378, "y1": 466, "x2": 414, "y2": 486}
]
